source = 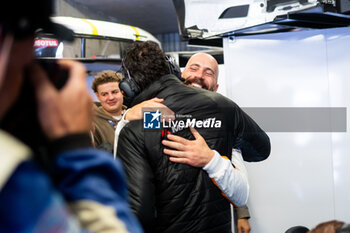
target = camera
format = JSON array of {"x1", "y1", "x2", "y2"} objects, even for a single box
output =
[
  {"x1": 36, "y1": 58, "x2": 69, "y2": 89},
  {"x1": 0, "y1": 59, "x2": 69, "y2": 165}
]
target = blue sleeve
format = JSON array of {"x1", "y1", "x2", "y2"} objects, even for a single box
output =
[
  {"x1": 0, "y1": 161, "x2": 85, "y2": 233},
  {"x1": 52, "y1": 148, "x2": 143, "y2": 233}
]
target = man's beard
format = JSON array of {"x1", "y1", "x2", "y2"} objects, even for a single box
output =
[{"x1": 184, "y1": 77, "x2": 211, "y2": 91}]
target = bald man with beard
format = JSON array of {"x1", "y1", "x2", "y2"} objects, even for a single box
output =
[{"x1": 166, "y1": 52, "x2": 252, "y2": 233}]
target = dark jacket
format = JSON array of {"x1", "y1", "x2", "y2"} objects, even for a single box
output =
[{"x1": 117, "y1": 75, "x2": 270, "y2": 233}]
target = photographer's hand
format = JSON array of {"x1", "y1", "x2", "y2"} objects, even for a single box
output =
[{"x1": 30, "y1": 60, "x2": 92, "y2": 140}]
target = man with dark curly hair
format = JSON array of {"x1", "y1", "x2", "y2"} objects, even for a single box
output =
[
  {"x1": 121, "y1": 42, "x2": 170, "y2": 91},
  {"x1": 117, "y1": 41, "x2": 270, "y2": 233}
]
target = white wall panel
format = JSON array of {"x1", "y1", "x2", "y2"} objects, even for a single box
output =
[
  {"x1": 222, "y1": 27, "x2": 350, "y2": 232},
  {"x1": 326, "y1": 28, "x2": 350, "y2": 221}
]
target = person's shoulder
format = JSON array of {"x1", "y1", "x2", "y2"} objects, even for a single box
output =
[
  {"x1": 119, "y1": 120, "x2": 143, "y2": 138},
  {"x1": 93, "y1": 106, "x2": 113, "y2": 122},
  {"x1": 117, "y1": 120, "x2": 149, "y2": 159},
  {"x1": 93, "y1": 102, "x2": 102, "y2": 111},
  {"x1": 199, "y1": 89, "x2": 236, "y2": 108}
]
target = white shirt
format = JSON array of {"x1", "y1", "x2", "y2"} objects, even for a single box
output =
[{"x1": 203, "y1": 148, "x2": 249, "y2": 207}]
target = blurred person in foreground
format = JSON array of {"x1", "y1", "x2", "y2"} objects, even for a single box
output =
[
  {"x1": 309, "y1": 220, "x2": 350, "y2": 233},
  {"x1": 0, "y1": 1, "x2": 142, "y2": 232},
  {"x1": 116, "y1": 41, "x2": 270, "y2": 233},
  {"x1": 285, "y1": 220, "x2": 350, "y2": 233}
]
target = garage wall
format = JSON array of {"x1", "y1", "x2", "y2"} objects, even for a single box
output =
[{"x1": 222, "y1": 27, "x2": 350, "y2": 232}]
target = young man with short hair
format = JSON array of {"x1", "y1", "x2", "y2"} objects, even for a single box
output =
[{"x1": 91, "y1": 70, "x2": 126, "y2": 151}]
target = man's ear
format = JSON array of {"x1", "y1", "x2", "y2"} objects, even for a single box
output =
[
  {"x1": 95, "y1": 92, "x2": 101, "y2": 101},
  {"x1": 213, "y1": 84, "x2": 219, "y2": 92}
]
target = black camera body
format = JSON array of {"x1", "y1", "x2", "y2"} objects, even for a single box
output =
[{"x1": 0, "y1": 59, "x2": 69, "y2": 165}]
